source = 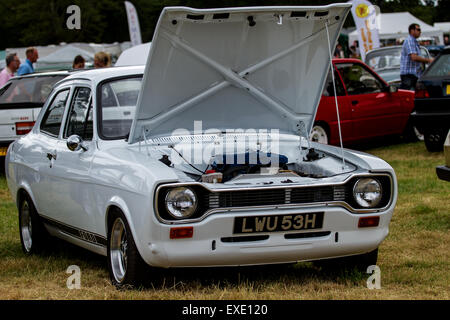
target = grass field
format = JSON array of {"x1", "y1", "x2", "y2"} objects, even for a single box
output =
[{"x1": 0, "y1": 141, "x2": 449, "y2": 300}]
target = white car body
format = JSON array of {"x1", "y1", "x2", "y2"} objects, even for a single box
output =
[{"x1": 5, "y1": 5, "x2": 397, "y2": 286}]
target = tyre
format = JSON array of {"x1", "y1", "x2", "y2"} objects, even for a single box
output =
[
  {"x1": 107, "y1": 210, "x2": 147, "y2": 288},
  {"x1": 424, "y1": 128, "x2": 446, "y2": 152},
  {"x1": 314, "y1": 248, "x2": 378, "y2": 273},
  {"x1": 310, "y1": 124, "x2": 329, "y2": 144},
  {"x1": 402, "y1": 119, "x2": 424, "y2": 142},
  {"x1": 18, "y1": 193, "x2": 49, "y2": 254}
]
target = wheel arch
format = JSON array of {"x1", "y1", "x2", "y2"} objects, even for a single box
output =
[
  {"x1": 16, "y1": 183, "x2": 36, "y2": 209},
  {"x1": 104, "y1": 197, "x2": 135, "y2": 237}
]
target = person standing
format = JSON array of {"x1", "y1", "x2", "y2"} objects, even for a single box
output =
[
  {"x1": 72, "y1": 55, "x2": 85, "y2": 69},
  {"x1": 17, "y1": 47, "x2": 39, "y2": 76},
  {"x1": 0, "y1": 53, "x2": 20, "y2": 87},
  {"x1": 400, "y1": 24, "x2": 433, "y2": 90},
  {"x1": 94, "y1": 51, "x2": 111, "y2": 68},
  {"x1": 334, "y1": 44, "x2": 345, "y2": 58}
]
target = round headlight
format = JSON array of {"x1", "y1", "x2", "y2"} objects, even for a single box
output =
[
  {"x1": 165, "y1": 187, "x2": 198, "y2": 219},
  {"x1": 353, "y1": 178, "x2": 382, "y2": 208}
]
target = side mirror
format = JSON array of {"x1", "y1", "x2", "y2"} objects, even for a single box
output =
[
  {"x1": 388, "y1": 85, "x2": 398, "y2": 93},
  {"x1": 67, "y1": 135, "x2": 88, "y2": 152}
]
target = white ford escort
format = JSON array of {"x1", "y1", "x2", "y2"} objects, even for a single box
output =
[{"x1": 5, "y1": 4, "x2": 397, "y2": 288}]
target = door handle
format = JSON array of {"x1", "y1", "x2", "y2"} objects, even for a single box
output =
[
  {"x1": 351, "y1": 100, "x2": 359, "y2": 105},
  {"x1": 46, "y1": 152, "x2": 57, "y2": 161}
]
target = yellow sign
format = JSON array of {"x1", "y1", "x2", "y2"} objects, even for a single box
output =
[
  {"x1": 0, "y1": 147, "x2": 7, "y2": 157},
  {"x1": 447, "y1": 84, "x2": 450, "y2": 95},
  {"x1": 356, "y1": 4, "x2": 369, "y2": 18}
]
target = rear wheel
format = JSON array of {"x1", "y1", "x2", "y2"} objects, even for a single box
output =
[
  {"x1": 424, "y1": 128, "x2": 446, "y2": 152},
  {"x1": 18, "y1": 193, "x2": 48, "y2": 254},
  {"x1": 310, "y1": 124, "x2": 329, "y2": 145},
  {"x1": 107, "y1": 211, "x2": 147, "y2": 289}
]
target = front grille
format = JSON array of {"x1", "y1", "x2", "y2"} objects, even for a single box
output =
[
  {"x1": 156, "y1": 174, "x2": 392, "y2": 222},
  {"x1": 221, "y1": 235, "x2": 269, "y2": 243},
  {"x1": 208, "y1": 186, "x2": 348, "y2": 209}
]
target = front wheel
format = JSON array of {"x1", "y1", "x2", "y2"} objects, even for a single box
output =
[
  {"x1": 18, "y1": 194, "x2": 48, "y2": 254},
  {"x1": 107, "y1": 211, "x2": 147, "y2": 288},
  {"x1": 310, "y1": 124, "x2": 329, "y2": 144}
]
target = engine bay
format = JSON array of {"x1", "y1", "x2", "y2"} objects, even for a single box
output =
[{"x1": 158, "y1": 145, "x2": 357, "y2": 184}]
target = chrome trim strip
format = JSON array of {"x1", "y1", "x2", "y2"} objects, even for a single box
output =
[{"x1": 154, "y1": 172, "x2": 394, "y2": 225}]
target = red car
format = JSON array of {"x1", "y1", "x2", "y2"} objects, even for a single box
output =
[{"x1": 312, "y1": 58, "x2": 416, "y2": 145}]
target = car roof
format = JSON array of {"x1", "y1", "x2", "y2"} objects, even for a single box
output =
[
  {"x1": 60, "y1": 65, "x2": 145, "y2": 84},
  {"x1": 10, "y1": 70, "x2": 71, "y2": 80},
  {"x1": 332, "y1": 58, "x2": 367, "y2": 64},
  {"x1": 365, "y1": 45, "x2": 428, "y2": 56}
]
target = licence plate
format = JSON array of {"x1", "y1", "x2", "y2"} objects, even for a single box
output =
[
  {"x1": 233, "y1": 212, "x2": 324, "y2": 234},
  {"x1": 0, "y1": 147, "x2": 7, "y2": 157},
  {"x1": 446, "y1": 84, "x2": 450, "y2": 95}
]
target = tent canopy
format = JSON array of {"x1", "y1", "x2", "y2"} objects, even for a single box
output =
[
  {"x1": 36, "y1": 44, "x2": 94, "y2": 65},
  {"x1": 434, "y1": 22, "x2": 450, "y2": 34},
  {"x1": 349, "y1": 12, "x2": 444, "y2": 45}
]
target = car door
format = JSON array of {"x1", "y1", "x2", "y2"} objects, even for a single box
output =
[
  {"x1": 31, "y1": 87, "x2": 72, "y2": 217},
  {"x1": 336, "y1": 61, "x2": 404, "y2": 140},
  {"x1": 315, "y1": 66, "x2": 352, "y2": 145},
  {"x1": 48, "y1": 85, "x2": 98, "y2": 233}
]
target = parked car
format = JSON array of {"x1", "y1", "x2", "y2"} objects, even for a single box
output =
[
  {"x1": 0, "y1": 71, "x2": 70, "y2": 157},
  {"x1": 436, "y1": 130, "x2": 450, "y2": 181},
  {"x1": 365, "y1": 45, "x2": 430, "y2": 87},
  {"x1": 6, "y1": 5, "x2": 398, "y2": 288},
  {"x1": 412, "y1": 46, "x2": 450, "y2": 152},
  {"x1": 311, "y1": 58, "x2": 417, "y2": 145},
  {"x1": 425, "y1": 45, "x2": 445, "y2": 58}
]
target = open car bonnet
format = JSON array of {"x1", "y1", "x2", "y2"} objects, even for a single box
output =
[{"x1": 129, "y1": 4, "x2": 351, "y2": 144}]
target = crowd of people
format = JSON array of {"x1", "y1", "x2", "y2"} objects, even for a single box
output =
[
  {"x1": 334, "y1": 41, "x2": 361, "y2": 59},
  {"x1": 0, "y1": 47, "x2": 113, "y2": 87}
]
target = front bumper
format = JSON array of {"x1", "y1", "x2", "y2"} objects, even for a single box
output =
[{"x1": 142, "y1": 205, "x2": 393, "y2": 268}]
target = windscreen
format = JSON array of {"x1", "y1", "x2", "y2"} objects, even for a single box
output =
[
  {"x1": 98, "y1": 76, "x2": 143, "y2": 140},
  {"x1": 424, "y1": 52, "x2": 450, "y2": 77},
  {"x1": 0, "y1": 75, "x2": 66, "y2": 105}
]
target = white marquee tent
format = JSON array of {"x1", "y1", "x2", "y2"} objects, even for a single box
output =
[
  {"x1": 349, "y1": 12, "x2": 444, "y2": 46},
  {"x1": 34, "y1": 45, "x2": 94, "y2": 70}
]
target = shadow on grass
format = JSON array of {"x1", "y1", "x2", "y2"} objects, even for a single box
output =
[
  {"x1": 136, "y1": 263, "x2": 368, "y2": 291},
  {"x1": 10, "y1": 235, "x2": 369, "y2": 290}
]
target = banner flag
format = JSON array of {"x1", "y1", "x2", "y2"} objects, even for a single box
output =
[
  {"x1": 125, "y1": 1, "x2": 142, "y2": 46},
  {"x1": 350, "y1": 0, "x2": 380, "y2": 60}
]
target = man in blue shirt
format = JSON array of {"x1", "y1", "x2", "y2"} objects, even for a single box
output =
[
  {"x1": 400, "y1": 24, "x2": 433, "y2": 90},
  {"x1": 17, "y1": 47, "x2": 39, "y2": 76}
]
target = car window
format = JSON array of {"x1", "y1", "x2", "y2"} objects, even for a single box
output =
[
  {"x1": 366, "y1": 48, "x2": 401, "y2": 70},
  {"x1": 64, "y1": 87, "x2": 93, "y2": 140},
  {"x1": 98, "y1": 76, "x2": 142, "y2": 140},
  {"x1": 40, "y1": 89, "x2": 70, "y2": 137},
  {"x1": 424, "y1": 53, "x2": 450, "y2": 77},
  {"x1": 336, "y1": 63, "x2": 383, "y2": 95},
  {"x1": 420, "y1": 47, "x2": 430, "y2": 59},
  {"x1": 322, "y1": 69, "x2": 346, "y2": 96},
  {"x1": 0, "y1": 75, "x2": 66, "y2": 104}
]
